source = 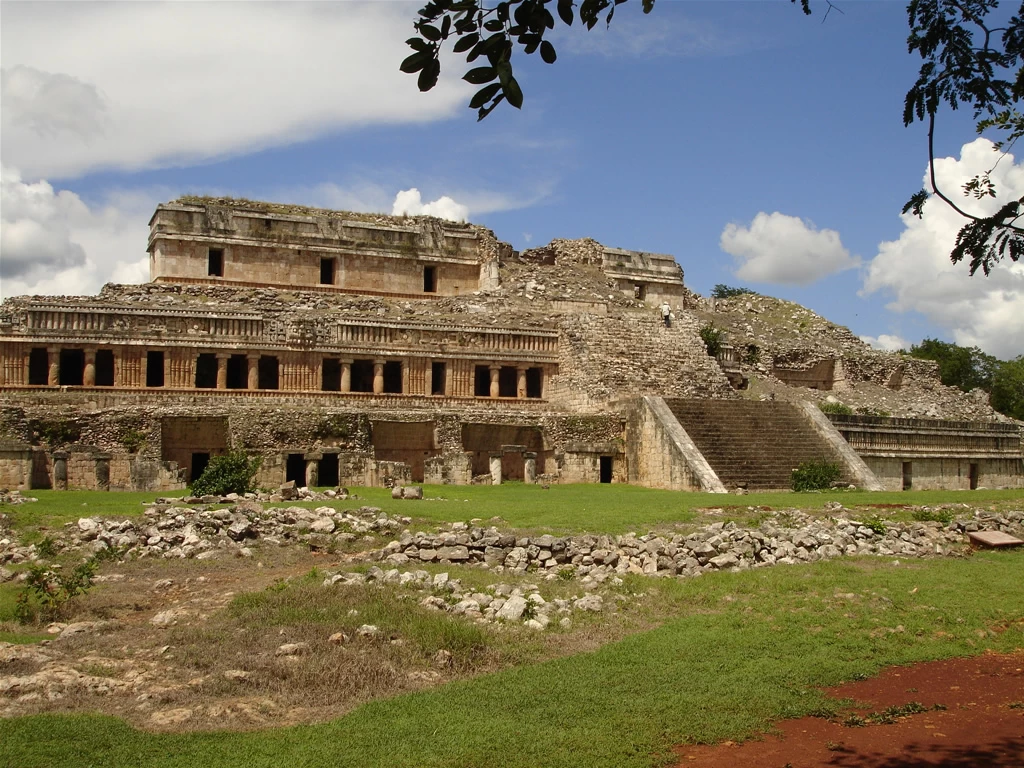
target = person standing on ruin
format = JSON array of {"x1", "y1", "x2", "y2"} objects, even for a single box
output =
[{"x1": 661, "y1": 301, "x2": 671, "y2": 328}]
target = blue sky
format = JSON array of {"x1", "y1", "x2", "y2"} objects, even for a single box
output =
[{"x1": 2, "y1": 1, "x2": 1022, "y2": 359}]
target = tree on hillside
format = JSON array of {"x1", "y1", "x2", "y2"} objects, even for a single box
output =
[
  {"x1": 990, "y1": 355, "x2": 1024, "y2": 418},
  {"x1": 402, "y1": 0, "x2": 1024, "y2": 274},
  {"x1": 910, "y1": 338, "x2": 999, "y2": 391}
]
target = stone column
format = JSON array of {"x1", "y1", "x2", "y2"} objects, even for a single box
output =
[
  {"x1": 524, "y1": 452, "x2": 537, "y2": 484},
  {"x1": 304, "y1": 456, "x2": 319, "y2": 488},
  {"x1": 164, "y1": 352, "x2": 172, "y2": 388},
  {"x1": 489, "y1": 364, "x2": 500, "y2": 399},
  {"x1": 53, "y1": 451, "x2": 69, "y2": 491},
  {"x1": 216, "y1": 353, "x2": 229, "y2": 389},
  {"x1": 489, "y1": 452, "x2": 503, "y2": 485},
  {"x1": 401, "y1": 361, "x2": 409, "y2": 394},
  {"x1": 424, "y1": 360, "x2": 433, "y2": 396},
  {"x1": 83, "y1": 347, "x2": 97, "y2": 387},
  {"x1": 340, "y1": 358, "x2": 352, "y2": 393},
  {"x1": 23, "y1": 350, "x2": 31, "y2": 385},
  {"x1": 247, "y1": 353, "x2": 260, "y2": 390},
  {"x1": 47, "y1": 346, "x2": 60, "y2": 386},
  {"x1": 516, "y1": 365, "x2": 527, "y2": 399},
  {"x1": 95, "y1": 453, "x2": 111, "y2": 491},
  {"x1": 537, "y1": 366, "x2": 545, "y2": 399},
  {"x1": 444, "y1": 362, "x2": 453, "y2": 396},
  {"x1": 373, "y1": 359, "x2": 385, "y2": 395}
]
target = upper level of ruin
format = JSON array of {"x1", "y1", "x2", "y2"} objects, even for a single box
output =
[{"x1": 147, "y1": 197, "x2": 689, "y2": 303}]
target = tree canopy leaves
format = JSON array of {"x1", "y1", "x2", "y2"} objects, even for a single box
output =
[{"x1": 909, "y1": 338, "x2": 1023, "y2": 420}]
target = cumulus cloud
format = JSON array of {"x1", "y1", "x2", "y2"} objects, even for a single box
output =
[
  {"x1": 1, "y1": 3, "x2": 467, "y2": 178},
  {"x1": 863, "y1": 138, "x2": 1024, "y2": 360},
  {"x1": 392, "y1": 188, "x2": 469, "y2": 222},
  {"x1": 859, "y1": 334, "x2": 910, "y2": 352},
  {"x1": 1, "y1": 166, "x2": 155, "y2": 298},
  {"x1": 720, "y1": 211, "x2": 860, "y2": 286},
  {"x1": 558, "y1": 9, "x2": 737, "y2": 58}
]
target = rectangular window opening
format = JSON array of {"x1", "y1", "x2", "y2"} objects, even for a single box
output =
[
  {"x1": 317, "y1": 455, "x2": 339, "y2": 487},
  {"x1": 902, "y1": 461, "x2": 913, "y2": 491},
  {"x1": 498, "y1": 366, "x2": 517, "y2": 398},
  {"x1": 634, "y1": 283, "x2": 647, "y2": 301},
  {"x1": 58, "y1": 348, "x2": 85, "y2": 386},
  {"x1": 600, "y1": 456, "x2": 613, "y2": 484},
  {"x1": 526, "y1": 367, "x2": 543, "y2": 398},
  {"x1": 195, "y1": 353, "x2": 217, "y2": 388},
  {"x1": 321, "y1": 359, "x2": 341, "y2": 391},
  {"x1": 208, "y1": 248, "x2": 224, "y2": 277},
  {"x1": 95, "y1": 350, "x2": 115, "y2": 386},
  {"x1": 431, "y1": 361, "x2": 446, "y2": 395},
  {"x1": 383, "y1": 361, "x2": 403, "y2": 394},
  {"x1": 351, "y1": 360, "x2": 374, "y2": 393},
  {"x1": 474, "y1": 365, "x2": 490, "y2": 397},
  {"x1": 146, "y1": 351, "x2": 165, "y2": 387},
  {"x1": 424, "y1": 265, "x2": 437, "y2": 293},
  {"x1": 258, "y1": 355, "x2": 280, "y2": 390},
  {"x1": 29, "y1": 348, "x2": 49, "y2": 385},
  {"x1": 319, "y1": 257, "x2": 335, "y2": 285},
  {"x1": 285, "y1": 453, "x2": 306, "y2": 485},
  {"x1": 226, "y1": 354, "x2": 247, "y2": 389},
  {"x1": 190, "y1": 452, "x2": 210, "y2": 483},
  {"x1": 969, "y1": 463, "x2": 980, "y2": 491}
]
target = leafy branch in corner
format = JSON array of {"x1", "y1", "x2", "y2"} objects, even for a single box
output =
[
  {"x1": 403, "y1": 1, "x2": 812, "y2": 120},
  {"x1": 902, "y1": 0, "x2": 1024, "y2": 274}
]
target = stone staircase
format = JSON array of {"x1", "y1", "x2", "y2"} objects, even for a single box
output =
[{"x1": 664, "y1": 398, "x2": 847, "y2": 490}]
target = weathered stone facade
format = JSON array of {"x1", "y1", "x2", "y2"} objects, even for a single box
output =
[{"x1": 0, "y1": 197, "x2": 1020, "y2": 492}]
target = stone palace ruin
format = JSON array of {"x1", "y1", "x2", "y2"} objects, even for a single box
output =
[{"x1": 1, "y1": 197, "x2": 1021, "y2": 493}]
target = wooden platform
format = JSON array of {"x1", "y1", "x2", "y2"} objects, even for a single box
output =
[{"x1": 967, "y1": 530, "x2": 1024, "y2": 548}]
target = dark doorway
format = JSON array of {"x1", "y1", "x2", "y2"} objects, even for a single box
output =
[
  {"x1": 600, "y1": 456, "x2": 613, "y2": 484},
  {"x1": 383, "y1": 361, "x2": 402, "y2": 393},
  {"x1": 146, "y1": 351, "x2": 165, "y2": 387},
  {"x1": 208, "y1": 248, "x2": 224, "y2": 277},
  {"x1": 902, "y1": 461, "x2": 913, "y2": 491},
  {"x1": 322, "y1": 358, "x2": 341, "y2": 391},
  {"x1": 195, "y1": 354, "x2": 217, "y2": 388},
  {"x1": 351, "y1": 359, "x2": 374, "y2": 392},
  {"x1": 317, "y1": 455, "x2": 339, "y2": 487},
  {"x1": 526, "y1": 367, "x2": 543, "y2": 398},
  {"x1": 95, "y1": 350, "x2": 115, "y2": 386},
  {"x1": 423, "y1": 265, "x2": 437, "y2": 293},
  {"x1": 431, "y1": 361, "x2": 446, "y2": 395},
  {"x1": 286, "y1": 453, "x2": 306, "y2": 485},
  {"x1": 226, "y1": 354, "x2": 247, "y2": 389},
  {"x1": 190, "y1": 452, "x2": 210, "y2": 482},
  {"x1": 320, "y1": 257, "x2": 335, "y2": 285},
  {"x1": 634, "y1": 283, "x2": 647, "y2": 301},
  {"x1": 498, "y1": 366, "x2": 516, "y2": 397},
  {"x1": 29, "y1": 348, "x2": 49, "y2": 385},
  {"x1": 474, "y1": 365, "x2": 490, "y2": 397},
  {"x1": 258, "y1": 356, "x2": 279, "y2": 390},
  {"x1": 969, "y1": 463, "x2": 980, "y2": 490},
  {"x1": 59, "y1": 348, "x2": 85, "y2": 385}
]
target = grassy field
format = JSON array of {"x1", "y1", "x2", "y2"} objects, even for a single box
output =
[
  {"x1": 2, "y1": 549, "x2": 1022, "y2": 768},
  {"x1": 5, "y1": 484, "x2": 1023, "y2": 537}
]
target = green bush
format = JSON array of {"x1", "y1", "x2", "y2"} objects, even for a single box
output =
[
  {"x1": 15, "y1": 559, "x2": 98, "y2": 623},
  {"x1": 818, "y1": 401, "x2": 853, "y2": 416},
  {"x1": 791, "y1": 460, "x2": 843, "y2": 492},
  {"x1": 711, "y1": 284, "x2": 756, "y2": 299},
  {"x1": 911, "y1": 508, "x2": 955, "y2": 524},
  {"x1": 699, "y1": 324, "x2": 723, "y2": 357},
  {"x1": 189, "y1": 450, "x2": 262, "y2": 496}
]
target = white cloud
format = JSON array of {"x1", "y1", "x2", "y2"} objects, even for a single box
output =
[
  {"x1": 1, "y1": 3, "x2": 467, "y2": 178},
  {"x1": 863, "y1": 138, "x2": 1024, "y2": 360},
  {"x1": 859, "y1": 334, "x2": 909, "y2": 352},
  {"x1": 720, "y1": 211, "x2": 859, "y2": 286},
  {"x1": 392, "y1": 188, "x2": 469, "y2": 222},
  {"x1": 558, "y1": 8, "x2": 735, "y2": 58},
  {"x1": 1, "y1": 166, "x2": 156, "y2": 298}
]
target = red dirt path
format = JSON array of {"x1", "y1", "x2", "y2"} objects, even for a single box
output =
[{"x1": 674, "y1": 650, "x2": 1024, "y2": 768}]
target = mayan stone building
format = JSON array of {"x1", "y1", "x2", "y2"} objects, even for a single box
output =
[{"x1": 0, "y1": 197, "x2": 1020, "y2": 493}]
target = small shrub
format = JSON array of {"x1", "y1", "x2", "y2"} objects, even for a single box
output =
[
  {"x1": 30, "y1": 419, "x2": 81, "y2": 447},
  {"x1": 16, "y1": 558, "x2": 98, "y2": 623},
  {"x1": 190, "y1": 450, "x2": 262, "y2": 496},
  {"x1": 742, "y1": 344, "x2": 761, "y2": 366},
  {"x1": 862, "y1": 515, "x2": 888, "y2": 535},
  {"x1": 120, "y1": 427, "x2": 148, "y2": 454},
  {"x1": 911, "y1": 508, "x2": 954, "y2": 524},
  {"x1": 711, "y1": 284, "x2": 756, "y2": 299},
  {"x1": 818, "y1": 401, "x2": 854, "y2": 416},
  {"x1": 35, "y1": 535, "x2": 59, "y2": 560},
  {"x1": 699, "y1": 324, "x2": 723, "y2": 357},
  {"x1": 791, "y1": 460, "x2": 843, "y2": 492}
]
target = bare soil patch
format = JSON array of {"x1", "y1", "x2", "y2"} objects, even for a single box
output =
[{"x1": 674, "y1": 650, "x2": 1024, "y2": 768}]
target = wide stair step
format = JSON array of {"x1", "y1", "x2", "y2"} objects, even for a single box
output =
[{"x1": 665, "y1": 398, "x2": 846, "y2": 490}]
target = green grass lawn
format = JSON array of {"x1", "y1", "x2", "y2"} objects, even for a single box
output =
[
  {"x1": 3, "y1": 485, "x2": 1022, "y2": 537},
  {"x1": 2, "y1": 549, "x2": 1022, "y2": 768}
]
